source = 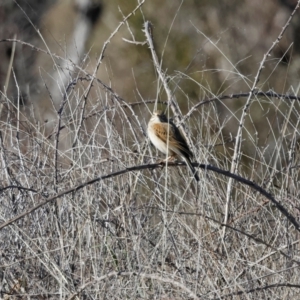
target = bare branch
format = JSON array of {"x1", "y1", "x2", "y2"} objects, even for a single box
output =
[
  {"x1": 0, "y1": 162, "x2": 299, "y2": 232},
  {"x1": 223, "y1": 1, "x2": 300, "y2": 238}
]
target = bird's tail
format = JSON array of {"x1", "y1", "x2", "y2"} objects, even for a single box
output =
[{"x1": 183, "y1": 157, "x2": 200, "y2": 182}]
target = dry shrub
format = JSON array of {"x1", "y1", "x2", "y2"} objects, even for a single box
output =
[{"x1": 1, "y1": 1, "x2": 300, "y2": 299}]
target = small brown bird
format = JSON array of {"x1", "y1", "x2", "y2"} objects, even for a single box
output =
[{"x1": 147, "y1": 110, "x2": 199, "y2": 182}]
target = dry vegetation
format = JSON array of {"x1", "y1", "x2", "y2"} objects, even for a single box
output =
[{"x1": 1, "y1": 0, "x2": 300, "y2": 299}]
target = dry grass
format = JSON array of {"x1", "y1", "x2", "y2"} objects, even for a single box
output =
[{"x1": 1, "y1": 1, "x2": 300, "y2": 299}]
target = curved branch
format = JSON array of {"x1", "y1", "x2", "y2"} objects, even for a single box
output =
[
  {"x1": 212, "y1": 283, "x2": 300, "y2": 300},
  {"x1": 0, "y1": 185, "x2": 38, "y2": 193},
  {"x1": 0, "y1": 162, "x2": 299, "y2": 232},
  {"x1": 182, "y1": 90, "x2": 300, "y2": 123}
]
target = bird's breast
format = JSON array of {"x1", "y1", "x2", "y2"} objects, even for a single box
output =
[{"x1": 148, "y1": 123, "x2": 173, "y2": 156}]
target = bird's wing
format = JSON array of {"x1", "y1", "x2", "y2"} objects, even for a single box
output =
[
  {"x1": 152, "y1": 123, "x2": 174, "y2": 144},
  {"x1": 152, "y1": 122, "x2": 189, "y2": 155},
  {"x1": 170, "y1": 123, "x2": 193, "y2": 158},
  {"x1": 152, "y1": 122, "x2": 199, "y2": 181}
]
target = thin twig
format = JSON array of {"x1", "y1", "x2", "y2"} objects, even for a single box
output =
[
  {"x1": 143, "y1": 21, "x2": 188, "y2": 136},
  {"x1": 54, "y1": 87, "x2": 69, "y2": 187},
  {"x1": 81, "y1": 0, "x2": 146, "y2": 104},
  {"x1": 0, "y1": 185, "x2": 38, "y2": 193},
  {"x1": 0, "y1": 162, "x2": 299, "y2": 232},
  {"x1": 223, "y1": 1, "x2": 300, "y2": 238},
  {"x1": 211, "y1": 283, "x2": 300, "y2": 300},
  {"x1": 182, "y1": 90, "x2": 300, "y2": 123},
  {"x1": 2, "y1": 37, "x2": 300, "y2": 124},
  {"x1": 144, "y1": 205, "x2": 300, "y2": 265},
  {"x1": 67, "y1": 270, "x2": 199, "y2": 300}
]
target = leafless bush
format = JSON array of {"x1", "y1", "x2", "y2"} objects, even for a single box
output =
[{"x1": 1, "y1": 1, "x2": 300, "y2": 299}]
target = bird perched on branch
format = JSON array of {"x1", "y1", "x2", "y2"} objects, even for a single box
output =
[{"x1": 147, "y1": 110, "x2": 199, "y2": 182}]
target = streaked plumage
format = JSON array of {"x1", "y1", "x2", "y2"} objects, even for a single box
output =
[{"x1": 147, "y1": 110, "x2": 199, "y2": 182}]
